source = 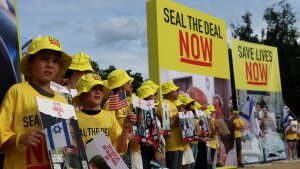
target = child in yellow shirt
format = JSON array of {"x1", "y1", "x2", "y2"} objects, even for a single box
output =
[
  {"x1": 0, "y1": 36, "x2": 72, "y2": 169},
  {"x1": 73, "y1": 73, "x2": 136, "y2": 155},
  {"x1": 233, "y1": 110, "x2": 244, "y2": 167}
]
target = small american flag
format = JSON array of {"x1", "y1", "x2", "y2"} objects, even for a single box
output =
[{"x1": 109, "y1": 91, "x2": 128, "y2": 110}]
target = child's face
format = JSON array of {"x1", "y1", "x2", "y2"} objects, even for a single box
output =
[
  {"x1": 123, "y1": 81, "x2": 133, "y2": 95},
  {"x1": 81, "y1": 85, "x2": 104, "y2": 109},
  {"x1": 29, "y1": 50, "x2": 60, "y2": 84},
  {"x1": 146, "y1": 94, "x2": 157, "y2": 102}
]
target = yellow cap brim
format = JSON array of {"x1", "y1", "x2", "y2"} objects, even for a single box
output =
[
  {"x1": 73, "y1": 82, "x2": 110, "y2": 106},
  {"x1": 109, "y1": 76, "x2": 134, "y2": 89},
  {"x1": 19, "y1": 51, "x2": 71, "y2": 78}
]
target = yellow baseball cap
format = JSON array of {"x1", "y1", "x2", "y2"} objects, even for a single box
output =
[
  {"x1": 182, "y1": 96, "x2": 194, "y2": 106},
  {"x1": 174, "y1": 100, "x2": 184, "y2": 107},
  {"x1": 194, "y1": 101, "x2": 202, "y2": 110},
  {"x1": 161, "y1": 81, "x2": 179, "y2": 95},
  {"x1": 69, "y1": 52, "x2": 94, "y2": 72},
  {"x1": 208, "y1": 104, "x2": 216, "y2": 112},
  {"x1": 141, "y1": 80, "x2": 159, "y2": 91},
  {"x1": 73, "y1": 73, "x2": 110, "y2": 105},
  {"x1": 107, "y1": 69, "x2": 134, "y2": 89},
  {"x1": 137, "y1": 85, "x2": 156, "y2": 99},
  {"x1": 19, "y1": 36, "x2": 72, "y2": 78}
]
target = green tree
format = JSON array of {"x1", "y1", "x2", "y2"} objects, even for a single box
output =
[
  {"x1": 230, "y1": 11, "x2": 260, "y2": 43},
  {"x1": 91, "y1": 61, "x2": 100, "y2": 73},
  {"x1": 231, "y1": 0, "x2": 300, "y2": 115},
  {"x1": 91, "y1": 62, "x2": 144, "y2": 93},
  {"x1": 262, "y1": 0, "x2": 300, "y2": 114}
]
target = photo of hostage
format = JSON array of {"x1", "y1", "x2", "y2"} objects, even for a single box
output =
[
  {"x1": 134, "y1": 107, "x2": 144, "y2": 138},
  {"x1": 89, "y1": 155, "x2": 110, "y2": 169},
  {"x1": 145, "y1": 111, "x2": 156, "y2": 139},
  {"x1": 63, "y1": 119, "x2": 87, "y2": 169}
]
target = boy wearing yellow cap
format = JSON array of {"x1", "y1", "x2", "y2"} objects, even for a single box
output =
[
  {"x1": 0, "y1": 36, "x2": 72, "y2": 169},
  {"x1": 206, "y1": 107, "x2": 218, "y2": 169},
  {"x1": 73, "y1": 73, "x2": 135, "y2": 154},
  {"x1": 107, "y1": 69, "x2": 136, "y2": 168},
  {"x1": 233, "y1": 110, "x2": 244, "y2": 167},
  {"x1": 64, "y1": 52, "x2": 94, "y2": 97},
  {"x1": 181, "y1": 96, "x2": 198, "y2": 169},
  {"x1": 157, "y1": 81, "x2": 184, "y2": 169},
  {"x1": 137, "y1": 84, "x2": 163, "y2": 168}
]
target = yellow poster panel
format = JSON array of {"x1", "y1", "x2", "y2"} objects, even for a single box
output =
[
  {"x1": 231, "y1": 40, "x2": 282, "y2": 92},
  {"x1": 147, "y1": 0, "x2": 229, "y2": 80}
]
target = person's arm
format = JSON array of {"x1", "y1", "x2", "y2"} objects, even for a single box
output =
[
  {"x1": 170, "y1": 114, "x2": 179, "y2": 127},
  {"x1": 0, "y1": 129, "x2": 44, "y2": 153},
  {"x1": 117, "y1": 111, "x2": 136, "y2": 153}
]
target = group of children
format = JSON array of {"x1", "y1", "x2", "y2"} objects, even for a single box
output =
[{"x1": 0, "y1": 35, "x2": 245, "y2": 169}]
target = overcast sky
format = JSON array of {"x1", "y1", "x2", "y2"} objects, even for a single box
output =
[{"x1": 17, "y1": 0, "x2": 300, "y2": 79}]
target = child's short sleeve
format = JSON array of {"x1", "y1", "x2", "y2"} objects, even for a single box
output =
[{"x1": 0, "y1": 86, "x2": 17, "y2": 145}]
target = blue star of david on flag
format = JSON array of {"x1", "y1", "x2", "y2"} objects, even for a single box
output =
[{"x1": 45, "y1": 119, "x2": 73, "y2": 150}]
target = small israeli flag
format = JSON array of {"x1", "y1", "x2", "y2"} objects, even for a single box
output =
[{"x1": 45, "y1": 119, "x2": 73, "y2": 150}]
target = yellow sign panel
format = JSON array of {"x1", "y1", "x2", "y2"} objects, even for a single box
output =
[
  {"x1": 147, "y1": 0, "x2": 229, "y2": 80},
  {"x1": 231, "y1": 40, "x2": 282, "y2": 92}
]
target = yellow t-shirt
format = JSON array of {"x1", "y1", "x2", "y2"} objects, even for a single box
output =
[
  {"x1": 0, "y1": 82, "x2": 67, "y2": 169},
  {"x1": 209, "y1": 118, "x2": 218, "y2": 149},
  {"x1": 158, "y1": 99, "x2": 184, "y2": 152},
  {"x1": 102, "y1": 100, "x2": 109, "y2": 110},
  {"x1": 113, "y1": 106, "x2": 130, "y2": 127},
  {"x1": 234, "y1": 118, "x2": 244, "y2": 138},
  {"x1": 285, "y1": 125, "x2": 297, "y2": 141},
  {"x1": 210, "y1": 136, "x2": 218, "y2": 149},
  {"x1": 76, "y1": 110, "x2": 122, "y2": 146}
]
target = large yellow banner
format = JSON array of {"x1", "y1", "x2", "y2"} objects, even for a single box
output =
[
  {"x1": 231, "y1": 40, "x2": 282, "y2": 92},
  {"x1": 147, "y1": 0, "x2": 229, "y2": 80}
]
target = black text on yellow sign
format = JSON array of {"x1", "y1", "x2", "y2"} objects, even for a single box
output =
[
  {"x1": 238, "y1": 45, "x2": 273, "y2": 85},
  {"x1": 163, "y1": 8, "x2": 224, "y2": 67}
]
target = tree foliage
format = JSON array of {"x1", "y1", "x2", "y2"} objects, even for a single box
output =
[
  {"x1": 91, "y1": 62, "x2": 144, "y2": 93},
  {"x1": 230, "y1": 0, "x2": 300, "y2": 115},
  {"x1": 230, "y1": 11, "x2": 259, "y2": 43}
]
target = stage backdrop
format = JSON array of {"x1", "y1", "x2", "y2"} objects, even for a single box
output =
[
  {"x1": 0, "y1": 0, "x2": 22, "y2": 168},
  {"x1": 231, "y1": 40, "x2": 286, "y2": 163},
  {"x1": 147, "y1": 0, "x2": 236, "y2": 167},
  {"x1": 0, "y1": 0, "x2": 21, "y2": 104}
]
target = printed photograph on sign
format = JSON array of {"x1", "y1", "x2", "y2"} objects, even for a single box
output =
[
  {"x1": 143, "y1": 100, "x2": 157, "y2": 142},
  {"x1": 179, "y1": 111, "x2": 196, "y2": 143},
  {"x1": 195, "y1": 110, "x2": 209, "y2": 139},
  {"x1": 36, "y1": 97, "x2": 89, "y2": 169},
  {"x1": 161, "y1": 102, "x2": 171, "y2": 135},
  {"x1": 132, "y1": 96, "x2": 145, "y2": 142},
  {"x1": 237, "y1": 91, "x2": 286, "y2": 163},
  {"x1": 160, "y1": 68, "x2": 237, "y2": 166},
  {"x1": 86, "y1": 132, "x2": 128, "y2": 169}
]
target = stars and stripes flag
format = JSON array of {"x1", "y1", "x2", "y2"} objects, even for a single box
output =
[
  {"x1": 44, "y1": 119, "x2": 73, "y2": 150},
  {"x1": 108, "y1": 91, "x2": 128, "y2": 110}
]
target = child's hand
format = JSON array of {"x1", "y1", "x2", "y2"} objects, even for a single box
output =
[
  {"x1": 123, "y1": 111, "x2": 136, "y2": 128},
  {"x1": 19, "y1": 128, "x2": 44, "y2": 147}
]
